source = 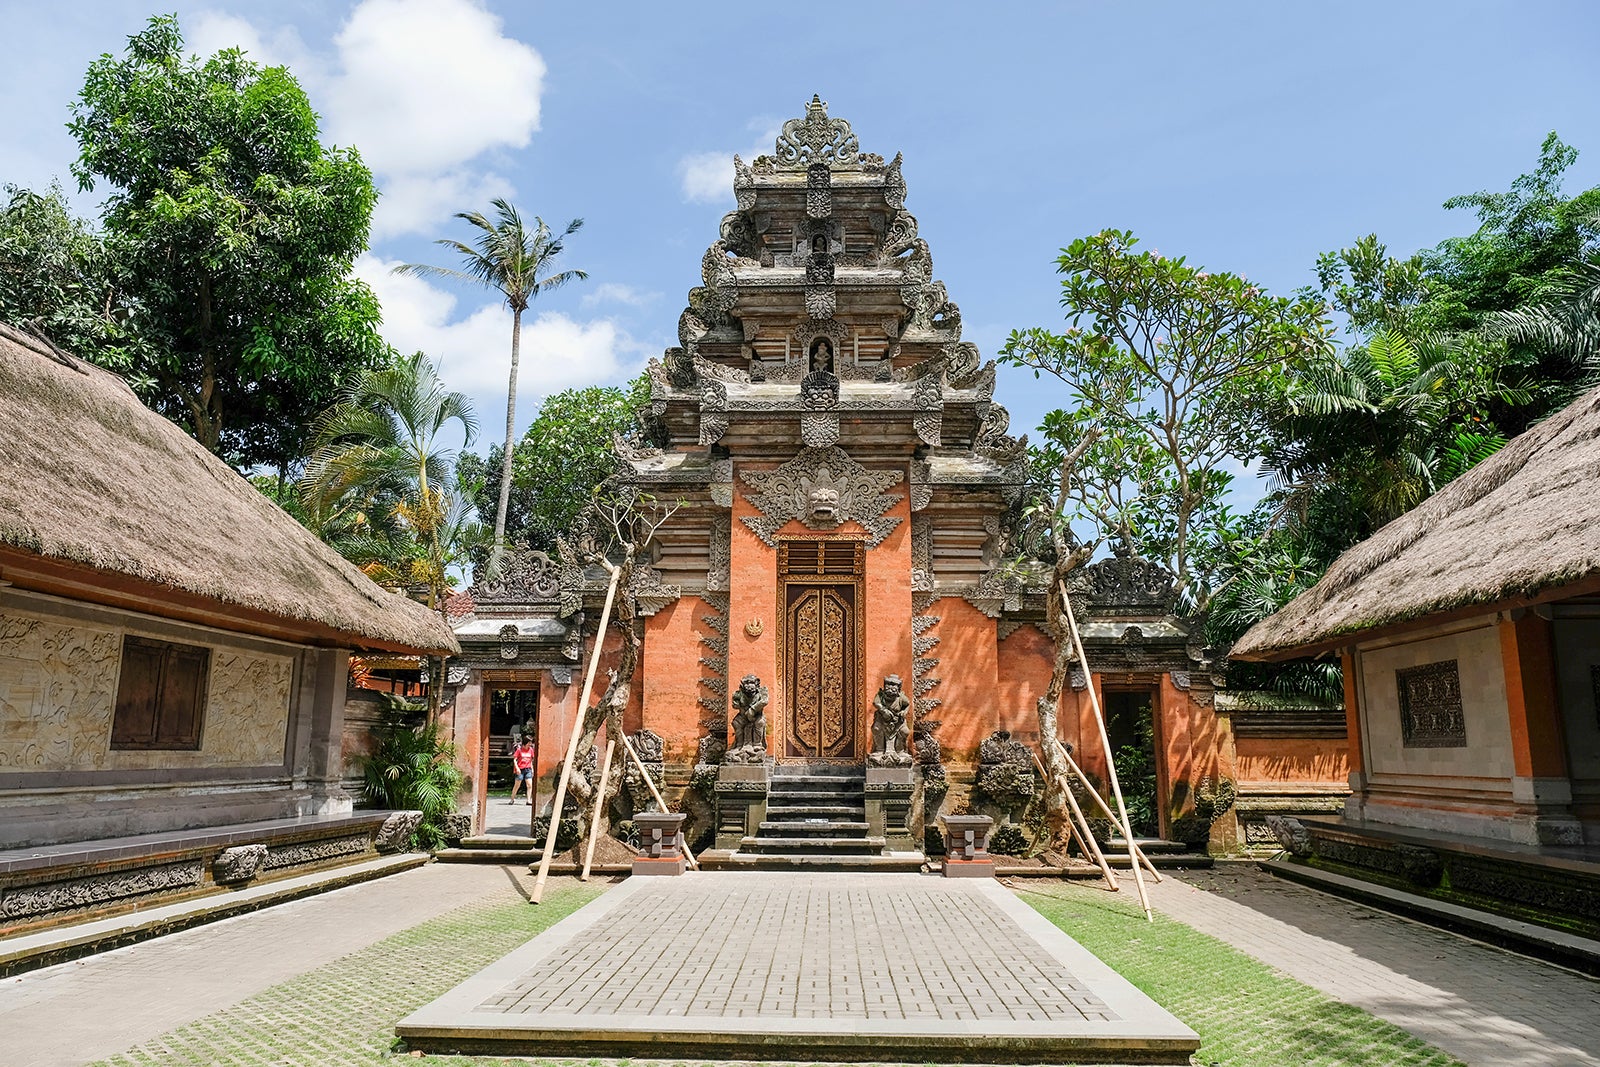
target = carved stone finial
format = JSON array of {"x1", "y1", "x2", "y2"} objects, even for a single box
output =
[{"x1": 774, "y1": 95, "x2": 861, "y2": 170}]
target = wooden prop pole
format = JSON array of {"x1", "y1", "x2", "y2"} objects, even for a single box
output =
[
  {"x1": 616, "y1": 728, "x2": 699, "y2": 870},
  {"x1": 580, "y1": 738, "x2": 616, "y2": 881},
  {"x1": 1031, "y1": 748, "x2": 1118, "y2": 890},
  {"x1": 531, "y1": 563, "x2": 622, "y2": 905},
  {"x1": 1055, "y1": 741, "x2": 1163, "y2": 883},
  {"x1": 1059, "y1": 580, "x2": 1153, "y2": 921}
]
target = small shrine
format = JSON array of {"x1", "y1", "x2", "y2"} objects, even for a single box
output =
[{"x1": 442, "y1": 98, "x2": 1348, "y2": 859}]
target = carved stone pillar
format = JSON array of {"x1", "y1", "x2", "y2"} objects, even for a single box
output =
[
  {"x1": 714, "y1": 762, "x2": 769, "y2": 850},
  {"x1": 632, "y1": 811, "x2": 688, "y2": 876},
  {"x1": 865, "y1": 766, "x2": 915, "y2": 853}
]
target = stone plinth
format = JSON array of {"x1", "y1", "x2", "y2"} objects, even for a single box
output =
[
  {"x1": 865, "y1": 766, "x2": 915, "y2": 853},
  {"x1": 632, "y1": 812, "x2": 688, "y2": 876},
  {"x1": 940, "y1": 814, "x2": 995, "y2": 878},
  {"x1": 714, "y1": 762, "x2": 769, "y2": 850}
]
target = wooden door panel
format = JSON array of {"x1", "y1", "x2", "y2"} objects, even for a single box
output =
[{"x1": 785, "y1": 582, "x2": 857, "y2": 759}]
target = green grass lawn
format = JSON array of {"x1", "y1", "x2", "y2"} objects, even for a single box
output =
[
  {"x1": 1019, "y1": 885, "x2": 1465, "y2": 1067},
  {"x1": 90, "y1": 876, "x2": 1465, "y2": 1067}
]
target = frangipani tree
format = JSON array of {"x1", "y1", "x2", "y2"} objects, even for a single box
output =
[{"x1": 395, "y1": 201, "x2": 587, "y2": 557}]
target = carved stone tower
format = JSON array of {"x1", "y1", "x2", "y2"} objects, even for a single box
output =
[{"x1": 618, "y1": 96, "x2": 1029, "y2": 774}]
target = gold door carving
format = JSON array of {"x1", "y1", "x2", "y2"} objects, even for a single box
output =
[{"x1": 779, "y1": 539, "x2": 863, "y2": 760}]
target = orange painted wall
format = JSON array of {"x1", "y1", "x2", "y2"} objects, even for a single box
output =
[
  {"x1": 727, "y1": 466, "x2": 913, "y2": 758},
  {"x1": 1235, "y1": 737, "x2": 1350, "y2": 789},
  {"x1": 996, "y1": 622, "x2": 1081, "y2": 761},
  {"x1": 533, "y1": 627, "x2": 638, "y2": 780},
  {"x1": 641, "y1": 595, "x2": 717, "y2": 764},
  {"x1": 929, "y1": 597, "x2": 998, "y2": 762}
]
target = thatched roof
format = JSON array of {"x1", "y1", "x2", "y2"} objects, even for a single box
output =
[
  {"x1": 0, "y1": 323, "x2": 458, "y2": 655},
  {"x1": 1234, "y1": 385, "x2": 1600, "y2": 661}
]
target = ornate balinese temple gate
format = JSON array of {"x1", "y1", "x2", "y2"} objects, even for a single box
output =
[{"x1": 438, "y1": 98, "x2": 1350, "y2": 865}]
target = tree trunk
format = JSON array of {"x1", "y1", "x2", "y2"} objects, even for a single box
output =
[
  {"x1": 494, "y1": 308, "x2": 522, "y2": 551},
  {"x1": 567, "y1": 557, "x2": 642, "y2": 839},
  {"x1": 1035, "y1": 573, "x2": 1079, "y2": 851}
]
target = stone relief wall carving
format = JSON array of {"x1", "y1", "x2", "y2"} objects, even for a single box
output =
[
  {"x1": 697, "y1": 592, "x2": 731, "y2": 765},
  {"x1": 1, "y1": 859, "x2": 204, "y2": 920},
  {"x1": 739, "y1": 447, "x2": 904, "y2": 547},
  {"x1": 0, "y1": 605, "x2": 294, "y2": 773},
  {"x1": 0, "y1": 610, "x2": 119, "y2": 770},
  {"x1": 204, "y1": 651, "x2": 294, "y2": 766}
]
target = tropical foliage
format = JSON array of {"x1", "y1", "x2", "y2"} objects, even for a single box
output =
[
  {"x1": 356, "y1": 708, "x2": 466, "y2": 851},
  {"x1": 396, "y1": 201, "x2": 587, "y2": 554},
  {"x1": 459, "y1": 375, "x2": 649, "y2": 554},
  {"x1": 63, "y1": 15, "x2": 388, "y2": 472}
]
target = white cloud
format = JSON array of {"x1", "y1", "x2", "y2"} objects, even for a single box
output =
[
  {"x1": 678, "y1": 121, "x2": 781, "y2": 204},
  {"x1": 581, "y1": 282, "x2": 660, "y2": 309},
  {"x1": 193, "y1": 0, "x2": 545, "y2": 239},
  {"x1": 356, "y1": 255, "x2": 650, "y2": 440}
]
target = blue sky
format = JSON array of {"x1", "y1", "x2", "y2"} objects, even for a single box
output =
[{"x1": 4, "y1": 1, "x2": 1599, "y2": 473}]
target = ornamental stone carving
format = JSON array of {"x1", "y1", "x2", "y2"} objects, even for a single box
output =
[
  {"x1": 1067, "y1": 555, "x2": 1176, "y2": 613},
  {"x1": 739, "y1": 447, "x2": 904, "y2": 547},
  {"x1": 726, "y1": 674, "x2": 768, "y2": 764},
  {"x1": 2, "y1": 860, "x2": 204, "y2": 920},
  {"x1": 374, "y1": 814, "x2": 423, "y2": 854},
  {"x1": 212, "y1": 844, "x2": 267, "y2": 884},
  {"x1": 773, "y1": 95, "x2": 860, "y2": 170},
  {"x1": 868, "y1": 675, "x2": 912, "y2": 767},
  {"x1": 473, "y1": 545, "x2": 562, "y2": 602}
]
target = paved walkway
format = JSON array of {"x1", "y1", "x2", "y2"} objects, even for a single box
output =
[
  {"x1": 0, "y1": 864, "x2": 537, "y2": 1067},
  {"x1": 399, "y1": 872, "x2": 1197, "y2": 1061},
  {"x1": 1136, "y1": 864, "x2": 1600, "y2": 1067}
]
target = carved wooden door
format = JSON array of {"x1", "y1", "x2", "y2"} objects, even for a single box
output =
[{"x1": 780, "y1": 540, "x2": 863, "y2": 760}]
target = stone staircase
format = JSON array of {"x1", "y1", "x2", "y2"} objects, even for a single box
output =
[
  {"x1": 1103, "y1": 836, "x2": 1214, "y2": 869},
  {"x1": 702, "y1": 764, "x2": 923, "y2": 871}
]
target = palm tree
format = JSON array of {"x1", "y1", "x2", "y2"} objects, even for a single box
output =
[
  {"x1": 301, "y1": 350, "x2": 479, "y2": 609},
  {"x1": 1494, "y1": 256, "x2": 1600, "y2": 401},
  {"x1": 394, "y1": 201, "x2": 587, "y2": 556}
]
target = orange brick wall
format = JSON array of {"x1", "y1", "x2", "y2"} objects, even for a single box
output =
[
  {"x1": 641, "y1": 595, "x2": 718, "y2": 764},
  {"x1": 1235, "y1": 737, "x2": 1349, "y2": 790},
  {"x1": 927, "y1": 597, "x2": 998, "y2": 762}
]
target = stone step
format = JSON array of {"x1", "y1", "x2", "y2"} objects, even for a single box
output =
[
  {"x1": 740, "y1": 836, "x2": 885, "y2": 855},
  {"x1": 457, "y1": 835, "x2": 537, "y2": 849},
  {"x1": 766, "y1": 789, "x2": 865, "y2": 804},
  {"x1": 757, "y1": 820, "x2": 870, "y2": 838},
  {"x1": 770, "y1": 773, "x2": 865, "y2": 786},
  {"x1": 1107, "y1": 837, "x2": 1195, "y2": 856},
  {"x1": 698, "y1": 850, "x2": 925, "y2": 872},
  {"x1": 765, "y1": 804, "x2": 866, "y2": 820}
]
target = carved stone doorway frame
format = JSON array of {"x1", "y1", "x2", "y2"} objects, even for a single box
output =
[{"x1": 776, "y1": 537, "x2": 866, "y2": 763}]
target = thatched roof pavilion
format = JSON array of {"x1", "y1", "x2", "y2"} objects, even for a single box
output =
[
  {"x1": 0, "y1": 321, "x2": 457, "y2": 656},
  {"x1": 1234, "y1": 384, "x2": 1600, "y2": 661}
]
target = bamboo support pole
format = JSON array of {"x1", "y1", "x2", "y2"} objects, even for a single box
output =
[
  {"x1": 1054, "y1": 741, "x2": 1163, "y2": 883},
  {"x1": 580, "y1": 739, "x2": 616, "y2": 881},
  {"x1": 1031, "y1": 749, "x2": 1117, "y2": 890},
  {"x1": 616, "y1": 727, "x2": 698, "y2": 870},
  {"x1": 1059, "y1": 580, "x2": 1153, "y2": 921},
  {"x1": 531, "y1": 564, "x2": 622, "y2": 905}
]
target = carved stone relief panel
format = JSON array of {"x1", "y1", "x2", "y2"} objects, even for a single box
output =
[
  {"x1": 202, "y1": 650, "x2": 294, "y2": 766},
  {"x1": 0, "y1": 608, "x2": 119, "y2": 770},
  {"x1": 739, "y1": 447, "x2": 904, "y2": 547}
]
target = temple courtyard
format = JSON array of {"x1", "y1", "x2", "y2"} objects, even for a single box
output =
[{"x1": 2, "y1": 863, "x2": 1597, "y2": 1067}]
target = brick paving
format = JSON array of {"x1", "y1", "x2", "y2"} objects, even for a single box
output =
[
  {"x1": 398, "y1": 871, "x2": 1198, "y2": 1060},
  {"x1": 489, "y1": 879, "x2": 1113, "y2": 1022},
  {"x1": 1139, "y1": 864, "x2": 1600, "y2": 1067},
  {"x1": 0, "y1": 863, "x2": 543, "y2": 1067}
]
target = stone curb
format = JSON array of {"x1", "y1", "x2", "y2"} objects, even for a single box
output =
[
  {"x1": 1261, "y1": 853, "x2": 1600, "y2": 976},
  {"x1": 0, "y1": 852, "x2": 428, "y2": 978}
]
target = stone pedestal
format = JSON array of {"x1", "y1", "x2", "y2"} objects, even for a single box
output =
[
  {"x1": 632, "y1": 812, "x2": 688, "y2": 876},
  {"x1": 865, "y1": 765, "x2": 915, "y2": 853},
  {"x1": 714, "y1": 762, "x2": 769, "y2": 850},
  {"x1": 940, "y1": 814, "x2": 995, "y2": 878}
]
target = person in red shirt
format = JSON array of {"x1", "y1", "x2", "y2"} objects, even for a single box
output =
[{"x1": 509, "y1": 735, "x2": 536, "y2": 804}]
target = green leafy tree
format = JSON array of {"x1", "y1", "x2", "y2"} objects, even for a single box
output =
[
  {"x1": 0, "y1": 184, "x2": 134, "y2": 361},
  {"x1": 1002, "y1": 229, "x2": 1331, "y2": 614},
  {"x1": 395, "y1": 201, "x2": 587, "y2": 555},
  {"x1": 1001, "y1": 231, "x2": 1329, "y2": 848},
  {"x1": 67, "y1": 15, "x2": 388, "y2": 470},
  {"x1": 459, "y1": 375, "x2": 648, "y2": 553}
]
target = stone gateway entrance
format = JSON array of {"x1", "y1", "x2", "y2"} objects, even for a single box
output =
[
  {"x1": 781, "y1": 539, "x2": 863, "y2": 760},
  {"x1": 441, "y1": 95, "x2": 1350, "y2": 863}
]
